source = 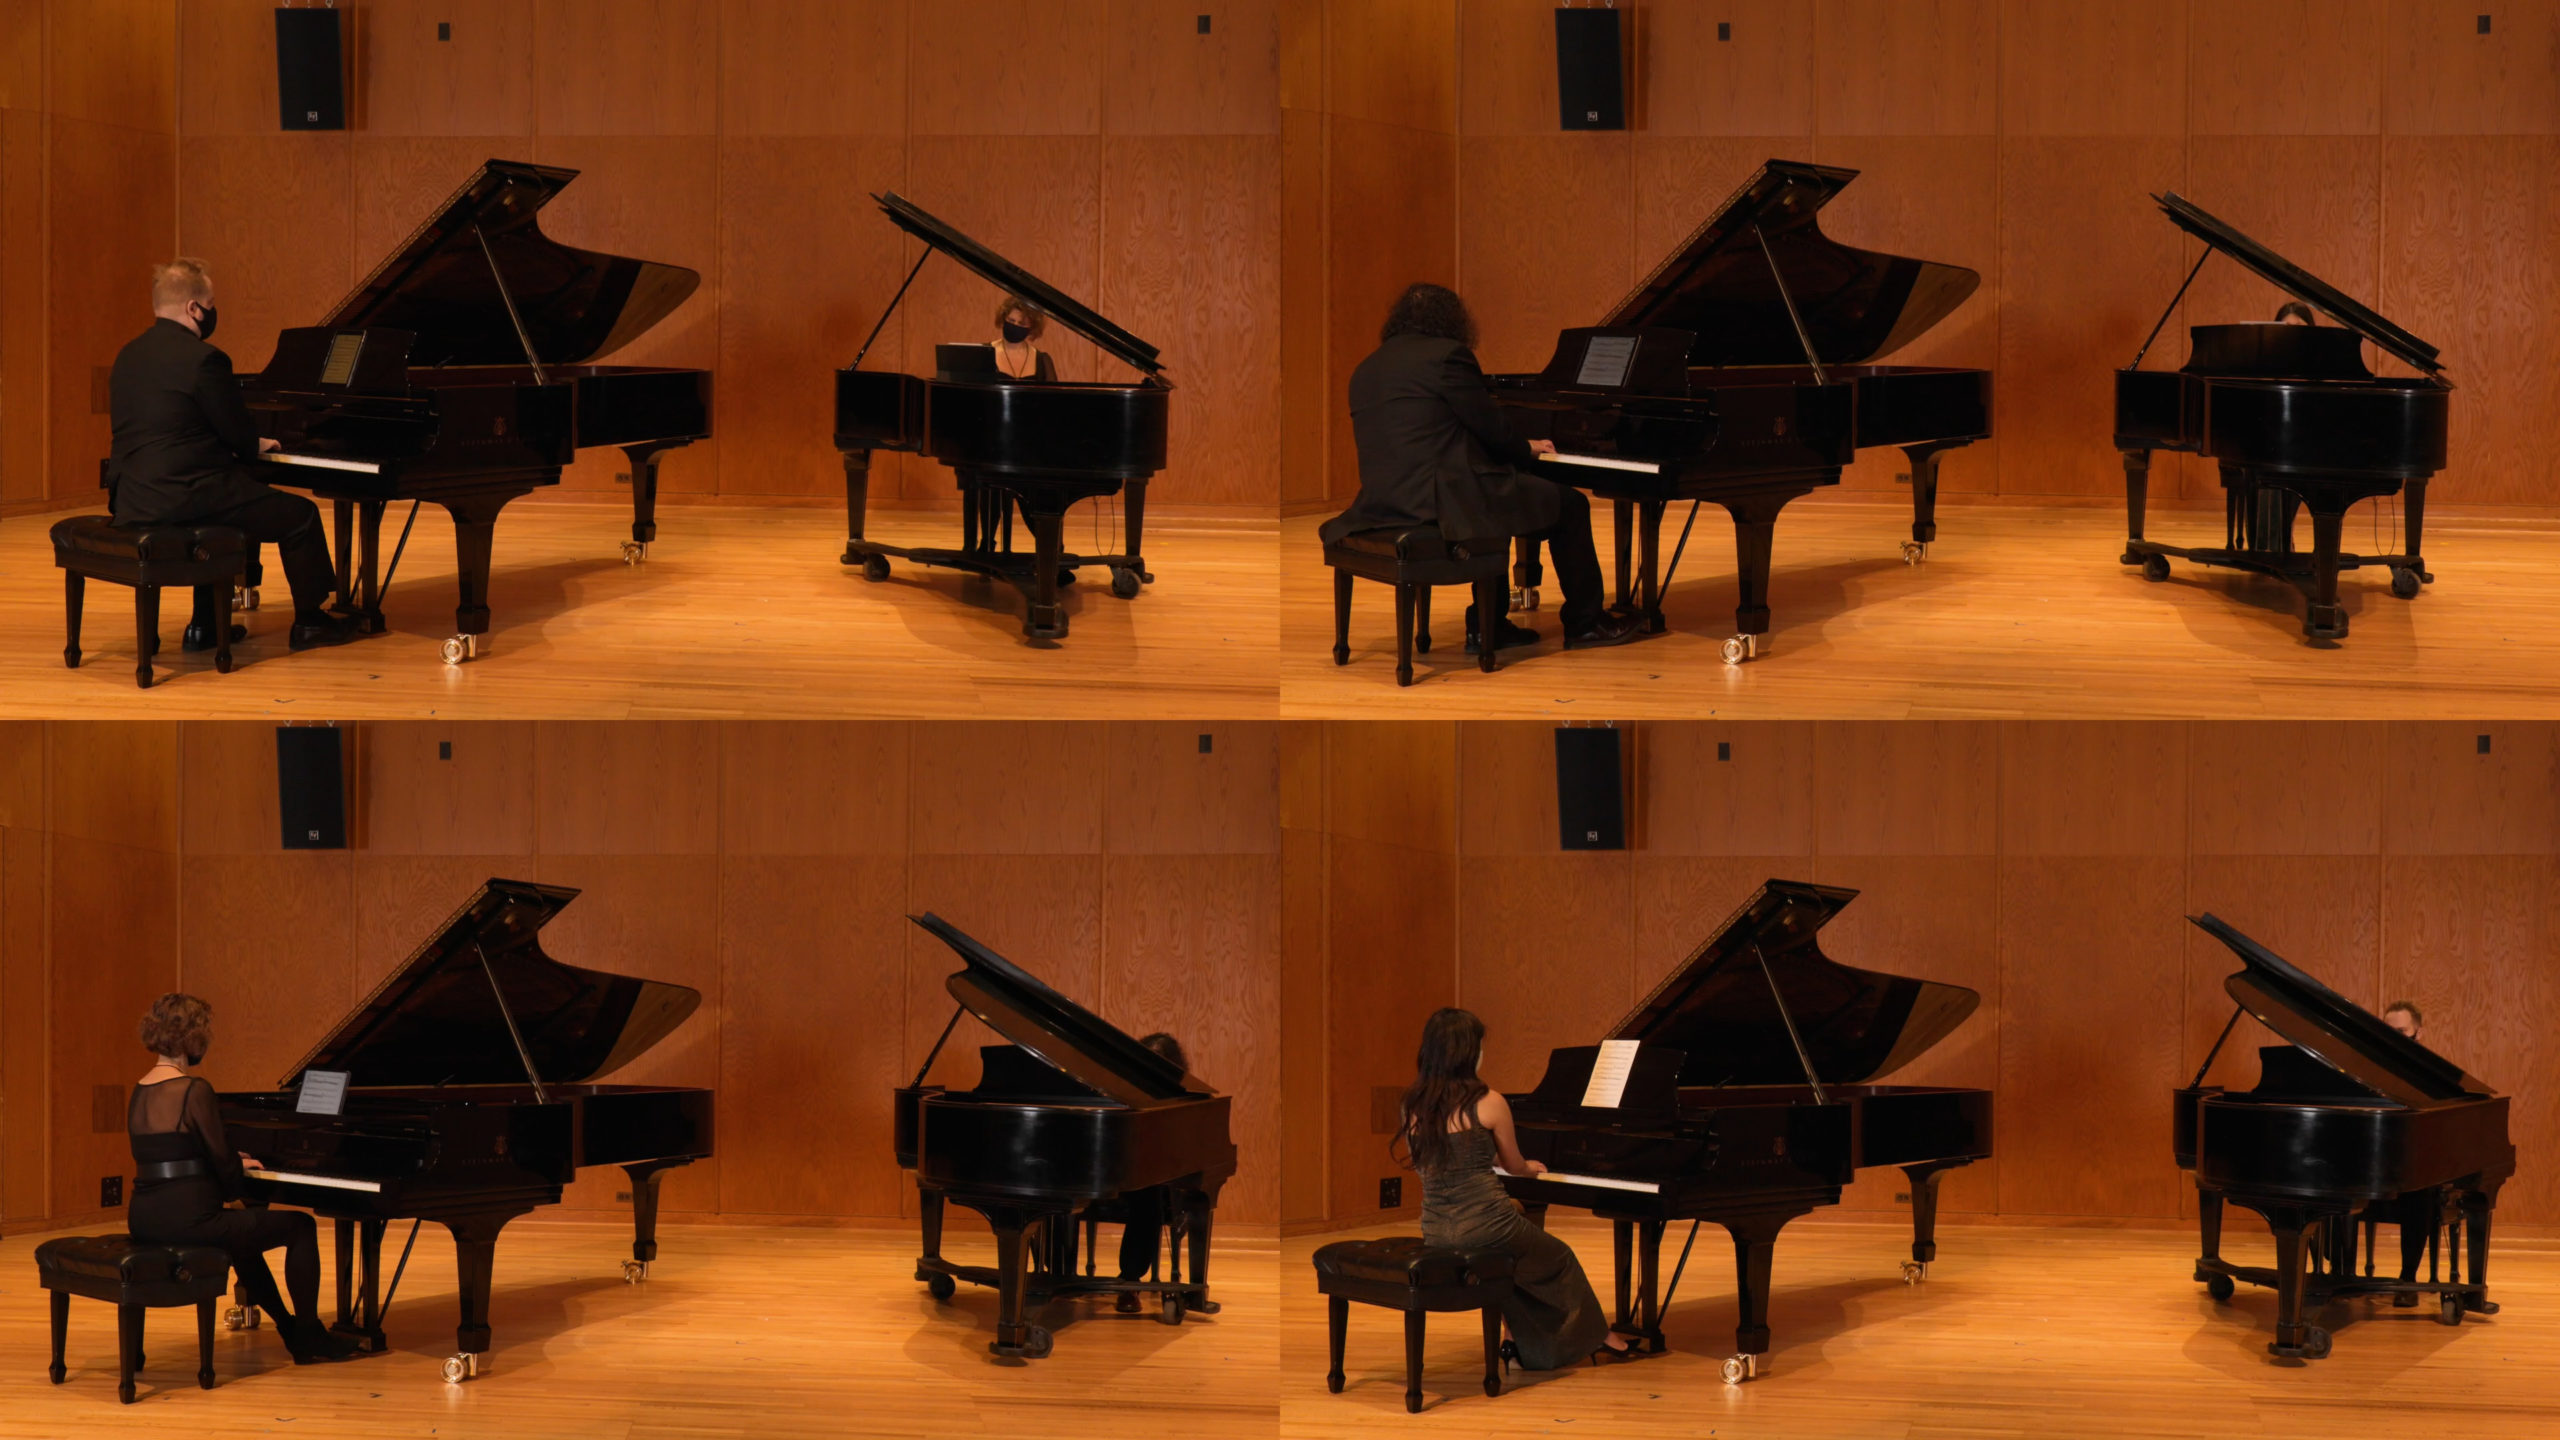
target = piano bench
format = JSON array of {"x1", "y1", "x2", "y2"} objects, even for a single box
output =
[
  {"x1": 1313, "y1": 1237, "x2": 1516, "y2": 1413},
  {"x1": 49, "y1": 514, "x2": 250, "y2": 689},
  {"x1": 34, "y1": 1235, "x2": 230, "y2": 1404},
  {"x1": 1324, "y1": 527, "x2": 1511, "y2": 686}
]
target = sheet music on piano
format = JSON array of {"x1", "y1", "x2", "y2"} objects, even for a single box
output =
[{"x1": 1580, "y1": 1038, "x2": 1641, "y2": 1108}]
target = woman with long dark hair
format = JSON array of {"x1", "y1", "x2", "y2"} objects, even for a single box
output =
[{"x1": 1395, "y1": 1007, "x2": 1634, "y2": 1370}]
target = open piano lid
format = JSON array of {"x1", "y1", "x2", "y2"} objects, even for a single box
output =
[
  {"x1": 2191, "y1": 913, "x2": 2489, "y2": 1107},
  {"x1": 277, "y1": 879, "x2": 702, "y2": 1090},
  {"x1": 911, "y1": 913, "x2": 1204, "y2": 1107},
  {"x1": 2150, "y1": 193, "x2": 2442, "y2": 378},
  {"x1": 1604, "y1": 159, "x2": 1981, "y2": 368},
  {"x1": 1608, "y1": 879, "x2": 1980, "y2": 1087},
  {"x1": 320, "y1": 159, "x2": 701, "y2": 367},
  {"x1": 872, "y1": 192, "x2": 1166, "y2": 380}
]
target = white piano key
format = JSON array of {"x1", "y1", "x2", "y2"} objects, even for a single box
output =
[
  {"x1": 1497, "y1": 1166, "x2": 1662, "y2": 1194},
  {"x1": 244, "y1": 1167, "x2": 384, "y2": 1193},
  {"x1": 1544, "y1": 452, "x2": 1661, "y2": 474},
  {"x1": 263, "y1": 452, "x2": 382, "y2": 474}
]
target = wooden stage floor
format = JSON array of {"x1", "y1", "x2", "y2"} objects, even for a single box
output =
[
  {"x1": 0, "y1": 502, "x2": 1277, "y2": 718},
  {"x1": 0, "y1": 1218, "x2": 1279, "y2": 1439},
  {"x1": 1284, "y1": 1216, "x2": 2560, "y2": 1439},
  {"x1": 1282, "y1": 501, "x2": 2560, "y2": 718}
]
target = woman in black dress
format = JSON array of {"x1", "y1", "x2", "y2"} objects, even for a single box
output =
[
  {"x1": 126, "y1": 993, "x2": 359, "y2": 1364},
  {"x1": 1395, "y1": 1007, "x2": 1635, "y2": 1371}
]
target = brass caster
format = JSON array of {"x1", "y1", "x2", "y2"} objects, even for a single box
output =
[
  {"x1": 1901, "y1": 1260, "x2": 1927, "y2": 1284},
  {"x1": 621, "y1": 540, "x2": 647, "y2": 564},
  {"x1": 440, "y1": 1352, "x2": 481, "y2": 1384},
  {"x1": 1720, "y1": 1353, "x2": 1758, "y2": 1385},
  {"x1": 623, "y1": 1260, "x2": 649, "y2": 1284},
  {"x1": 440, "y1": 633, "x2": 479, "y2": 666},
  {"x1": 1721, "y1": 633, "x2": 1760, "y2": 666},
  {"x1": 1901, "y1": 540, "x2": 1926, "y2": 564}
]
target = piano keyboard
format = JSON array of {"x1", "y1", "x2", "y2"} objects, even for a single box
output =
[
  {"x1": 1498, "y1": 1166, "x2": 1662, "y2": 1194},
  {"x1": 1544, "y1": 451, "x2": 1661, "y2": 475},
  {"x1": 245, "y1": 1167, "x2": 384, "y2": 1193},
  {"x1": 264, "y1": 452, "x2": 383, "y2": 474}
]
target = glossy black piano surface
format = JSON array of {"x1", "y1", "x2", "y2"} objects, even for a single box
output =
[
  {"x1": 2172, "y1": 914, "x2": 2511, "y2": 1362},
  {"x1": 1490, "y1": 159, "x2": 1991, "y2": 663},
  {"x1": 218, "y1": 879, "x2": 714, "y2": 1383},
  {"x1": 241, "y1": 159, "x2": 712, "y2": 663},
  {"x1": 894, "y1": 913, "x2": 1235, "y2": 1359},
  {"x1": 1500, "y1": 879, "x2": 1992, "y2": 1382},
  {"x1": 836, "y1": 192, "x2": 1170, "y2": 641},
  {"x1": 2115, "y1": 191, "x2": 2450, "y2": 641}
]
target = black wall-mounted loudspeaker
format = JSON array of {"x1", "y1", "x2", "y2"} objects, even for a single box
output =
[
  {"x1": 274, "y1": 8, "x2": 347, "y2": 131},
  {"x1": 1554, "y1": 7, "x2": 1625, "y2": 131},
  {"x1": 1555, "y1": 727, "x2": 1625, "y2": 850},
  {"x1": 276, "y1": 726, "x2": 347, "y2": 850}
]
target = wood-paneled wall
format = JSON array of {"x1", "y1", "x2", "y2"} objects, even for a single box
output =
[
  {"x1": 1296, "y1": 0, "x2": 2560, "y2": 509},
  {"x1": 0, "y1": 721, "x2": 1282, "y2": 1234},
  {"x1": 1, "y1": 1, "x2": 1280, "y2": 513},
  {"x1": 1290, "y1": 720, "x2": 2560, "y2": 1234}
]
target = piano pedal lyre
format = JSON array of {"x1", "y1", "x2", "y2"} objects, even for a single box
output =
[
  {"x1": 622, "y1": 1260, "x2": 649, "y2": 1284},
  {"x1": 1900, "y1": 540, "x2": 1927, "y2": 565},
  {"x1": 440, "y1": 633, "x2": 480, "y2": 666},
  {"x1": 1900, "y1": 1260, "x2": 1927, "y2": 1284},
  {"x1": 440, "y1": 1352, "x2": 482, "y2": 1384},
  {"x1": 1719, "y1": 1353, "x2": 1759, "y2": 1385},
  {"x1": 1720, "y1": 633, "x2": 1760, "y2": 666},
  {"x1": 621, "y1": 540, "x2": 647, "y2": 565}
]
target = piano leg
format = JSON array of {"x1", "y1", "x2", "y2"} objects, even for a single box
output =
[
  {"x1": 623, "y1": 1158, "x2": 693, "y2": 1273},
  {"x1": 2197, "y1": 1187, "x2": 2225, "y2": 1267},
  {"x1": 2302, "y1": 503, "x2": 2349, "y2": 640},
  {"x1": 1719, "y1": 1212, "x2": 1794, "y2": 1359},
  {"x1": 919, "y1": 1187, "x2": 946, "y2": 1266},
  {"x1": 355, "y1": 1219, "x2": 386, "y2": 1349},
  {"x1": 1124, "y1": 477, "x2": 1151, "y2": 583},
  {"x1": 2120, "y1": 449, "x2": 2152, "y2": 562},
  {"x1": 1720, "y1": 492, "x2": 1797, "y2": 640},
  {"x1": 840, "y1": 449, "x2": 873, "y2": 564},
  {"x1": 1022, "y1": 506, "x2": 1069, "y2": 641},
  {"x1": 440, "y1": 493, "x2": 516, "y2": 643},
  {"x1": 1901, "y1": 441, "x2": 1961, "y2": 548},
  {"x1": 1635, "y1": 1218, "x2": 1665, "y2": 1345},
  {"x1": 441, "y1": 1209, "x2": 529, "y2": 1369},
  {"x1": 2404, "y1": 476, "x2": 2431, "y2": 583},
  {"x1": 330, "y1": 498, "x2": 356, "y2": 611},
  {"x1": 620, "y1": 440, "x2": 690, "y2": 554},
  {"x1": 1182, "y1": 1186, "x2": 1222, "y2": 1312},
  {"x1": 331, "y1": 1219, "x2": 357, "y2": 1335},
  {"x1": 2260, "y1": 1206, "x2": 2330, "y2": 1360},
  {"x1": 1900, "y1": 1158, "x2": 1970, "y2": 1267},
  {"x1": 981, "y1": 1204, "x2": 1052, "y2": 1359},
  {"x1": 1636, "y1": 500, "x2": 1665, "y2": 633},
  {"x1": 1611, "y1": 499, "x2": 1635, "y2": 610},
  {"x1": 353, "y1": 500, "x2": 386, "y2": 634},
  {"x1": 2462, "y1": 1182, "x2": 2501, "y2": 1313},
  {"x1": 1611, "y1": 1218, "x2": 1635, "y2": 1333}
]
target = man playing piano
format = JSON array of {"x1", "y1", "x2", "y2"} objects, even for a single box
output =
[
  {"x1": 1322, "y1": 284, "x2": 1640, "y2": 654},
  {"x1": 109, "y1": 259, "x2": 357, "y2": 652}
]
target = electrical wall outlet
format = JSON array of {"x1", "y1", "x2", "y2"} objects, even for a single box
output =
[
  {"x1": 1379, "y1": 1176, "x2": 1402, "y2": 1209},
  {"x1": 102, "y1": 1176, "x2": 123, "y2": 1207},
  {"x1": 1895, "y1": 1191, "x2": 1912, "y2": 1205}
]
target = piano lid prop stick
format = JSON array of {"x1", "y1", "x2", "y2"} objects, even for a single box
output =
[
  {"x1": 913, "y1": 1003, "x2": 965, "y2": 1087},
  {"x1": 1751, "y1": 221, "x2": 1827, "y2": 387},
  {"x1": 2191, "y1": 1003, "x2": 2246, "y2": 1087},
  {"x1": 375, "y1": 1219, "x2": 424, "y2": 1327},
  {"x1": 1658, "y1": 500, "x2": 1703, "y2": 596},
  {"x1": 470, "y1": 938, "x2": 552, "y2": 1106},
  {"x1": 471, "y1": 219, "x2": 549, "y2": 387},
  {"x1": 2130, "y1": 248, "x2": 2213, "y2": 371},
  {"x1": 1750, "y1": 939, "x2": 1829, "y2": 1105},
  {"x1": 853, "y1": 250, "x2": 933, "y2": 370},
  {"x1": 1658, "y1": 1220, "x2": 1702, "y2": 1317},
  {"x1": 377, "y1": 500, "x2": 422, "y2": 598}
]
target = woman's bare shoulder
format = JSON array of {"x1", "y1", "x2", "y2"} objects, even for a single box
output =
[{"x1": 1475, "y1": 1088, "x2": 1512, "y2": 1122}]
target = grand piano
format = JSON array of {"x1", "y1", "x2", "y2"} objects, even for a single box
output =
[
  {"x1": 241, "y1": 159, "x2": 712, "y2": 664},
  {"x1": 836, "y1": 193, "x2": 1170, "y2": 641},
  {"x1": 217, "y1": 879, "x2": 716, "y2": 1384},
  {"x1": 1501, "y1": 879, "x2": 1993, "y2": 1384},
  {"x1": 2116, "y1": 193, "x2": 2450, "y2": 641},
  {"x1": 2173, "y1": 914, "x2": 2512, "y2": 1361},
  {"x1": 893, "y1": 914, "x2": 1234, "y2": 1359},
  {"x1": 1491, "y1": 159, "x2": 1990, "y2": 664}
]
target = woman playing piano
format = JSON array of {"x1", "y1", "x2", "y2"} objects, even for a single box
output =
[
  {"x1": 993, "y1": 295, "x2": 1057, "y2": 382},
  {"x1": 1395, "y1": 1008, "x2": 1637, "y2": 1370},
  {"x1": 127, "y1": 994, "x2": 362, "y2": 1364}
]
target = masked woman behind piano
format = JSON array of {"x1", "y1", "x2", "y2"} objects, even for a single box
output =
[
  {"x1": 127, "y1": 994, "x2": 362, "y2": 1363},
  {"x1": 1396, "y1": 1008, "x2": 1636, "y2": 1370},
  {"x1": 994, "y1": 295, "x2": 1056, "y2": 382}
]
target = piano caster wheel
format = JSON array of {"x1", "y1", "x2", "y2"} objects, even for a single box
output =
[
  {"x1": 2391, "y1": 566, "x2": 2420, "y2": 599},
  {"x1": 622, "y1": 540, "x2": 647, "y2": 564},
  {"x1": 1901, "y1": 1260, "x2": 1926, "y2": 1284},
  {"x1": 622, "y1": 1260, "x2": 649, "y2": 1284},
  {"x1": 924, "y1": 1272, "x2": 957, "y2": 1302},
  {"x1": 1901, "y1": 540, "x2": 1927, "y2": 564},
  {"x1": 2301, "y1": 1326, "x2": 2330, "y2": 1360},
  {"x1": 861, "y1": 554, "x2": 891, "y2": 582},
  {"x1": 1110, "y1": 566, "x2": 1140, "y2": 599},
  {"x1": 1157, "y1": 1293, "x2": 1186, "y2": 1326},
  {"x1": 2204, "y1": 1272, "x2": 2235, "y2": 1302},
  {"x1": 233, "y1": 585, "x2": 260, "y2": 612},
  {"x1": 440, "y1": 1352, "x2": 481, "y2": 1384},
  {"x1": 1511, "y1": 586, "x2": 1540, "y2": 613},
  {"x1": 2141, "y1": 553, "x2": 2170, "y2": 582},
  {"x1": 992, "y1": 1325, "x2": 1054, "y2": 1360},
  {"x1": 223, "y1": 1305, "x2": 257, "y2": 1331},
  {"x1": 1719, "y1": 1353, "x2": 1758, "y2": 1386},
  {"x1": 2438, "y1": 1293, "x2": 2465, "y2": 1326},
  {"x1": 1720, "y1": 633, "x2": 1759, "y2": 666},
  {"x1": 440, "y1": 634, "x2": 478, "y2": 666}
]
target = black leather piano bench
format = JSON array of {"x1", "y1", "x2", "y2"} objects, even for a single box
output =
[
  {"x1": 1313, "y1": 1237, "x2": 1516, "y2": 1414},
  {"x1": 50, "y1": 514, "x2": 249, "y2": 688},
  {"x1": 34, "y1": 1235, "x2": 230, "y2": 1404},
  {"x1": 1325, "y1": 527, "x2": 1511, "y2": 686}
]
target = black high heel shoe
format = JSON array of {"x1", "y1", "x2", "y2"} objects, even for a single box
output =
[
  {"x1": 285, "y1": 1319, "x2": 363, "y2": 1365},
  {"x1": 1498, "y1": 1339, "x2": 1519, "y2": 1375}
]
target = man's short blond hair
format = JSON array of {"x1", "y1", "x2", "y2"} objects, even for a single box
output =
[{"x1": 150, "y1": 257, "x2": 213, "y2": 309}]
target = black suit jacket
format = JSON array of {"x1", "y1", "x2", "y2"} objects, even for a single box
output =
[
  {"x1": 108, "y1": 317, "x2": 272, "y2": 525},
  {"x1": 1321, "y1": 332, "x2": 1564, "y2": 547}
]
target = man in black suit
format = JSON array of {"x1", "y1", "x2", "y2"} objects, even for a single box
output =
[
  {"x1": 1322, "y1": 284, "x2": 1636, "y2": 653},
  {"x1": 109, "y1": 258, "x2": 355, "y2": 650}
]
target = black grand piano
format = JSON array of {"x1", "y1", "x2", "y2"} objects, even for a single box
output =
[
  {"x1": 2116, "y1": 193, "x2": 2450, "y2": 641},
  {"x1": 835, "y1": 193, "x2": 1169, "y2": 641},
  {"x1": 2173, "y1": 914, "x2": 2512, "y2": 1361},
  {"x1": 1501, "y1": 879, "x2": 1993, "y2": 1384},
  {"x1": 893, "y1": 914, "x2": 1234, "y2": 1360},
  {"x1": 217, "y1": 879, "x2": 716, "y2": 1383},
  {"x1": 1492, "y1": 159, "x2": 1990, "y2": 664},
  {"x1": 241, "y1": 159, "x2": 712, "y2": 664}
]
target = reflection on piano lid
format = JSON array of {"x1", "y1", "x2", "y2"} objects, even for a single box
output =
[
  {"x1": 911, "y1": 911, "x2": 1204, "y2": 1106},
  {"x1": 866, "y1": 192, "x2": 1168, "y2": 382},
  {"x1": 318, "y1": 159, "x2": 702, "y2": 368},
  {"x1": 1601, "y1": 159, "x2": 1982, "y2": 368},
  {"x1": 1609, "y1": 878, "x2": 1981, "y2": 1088},
  {"x1": 2144, "y1": 194, "x2": 2443, "y2": 378},
  {"x1": 276, "y1": 878, "x2": 702, "y2": 1090},
  {"x1": 2191, "y1": 913, "x2": 2490, "y2": 1107}
]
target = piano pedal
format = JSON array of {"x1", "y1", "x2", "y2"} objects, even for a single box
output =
[
  {"x1": 1719, "y1": 1352, "x2": 1759, "y2": 1385},
  {"x1": 1720, "y1": 633, "x2": 1760, "y2": 666},
  {"x1": 621, "y1": 540, "x2": 647, "y2": 565},
  {"x1": 622, "y1": 1260, "x2": 649, "y2": 1284},
  {"x1": 1900, "y1": 1260, "x2": 1927, "y2": 1284},
  {"x1": 233, "y1": 585, "x2": 260, "y2": 612},
  {"x1": 1900, "y1": 540, "x2": 1927, "y2": 564},
  {"x1": 440, "y1": 1352, "x2": 482, "y2": 1384},
  {"x1": 1511, "y1": 586, "x2": 1541, "y2": 613},
  {"x1": 440, "y1": 633, "x2": 480, "y2": 666}
]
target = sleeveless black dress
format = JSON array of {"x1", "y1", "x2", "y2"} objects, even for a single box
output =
[{"x1": 1417, "y1": 1125, "x2": 1610, "y2": 1370}]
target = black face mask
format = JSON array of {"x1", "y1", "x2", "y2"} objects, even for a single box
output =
[
  {"x1": 191, "y1": 304, "x2": 218, "y2": 341},
  {"x1": 1001, "y1": 320, "x2": 1031, "y2": 344}
]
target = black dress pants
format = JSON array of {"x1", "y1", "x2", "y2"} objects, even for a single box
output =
[
  {"x1": 1481, "y1": 483, "x2": 1608, "y2": 633},
  {"x1": 125, "y1": 474, "x2": 336, "y2": 622}
]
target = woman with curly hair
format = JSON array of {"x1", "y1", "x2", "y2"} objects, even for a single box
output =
[
  {"x1": 992, "y1": 294, "x2": 1057, "y2": 381},
  {"x1": 127, "y1": 993, "x2": 361, "y2": 1364}
]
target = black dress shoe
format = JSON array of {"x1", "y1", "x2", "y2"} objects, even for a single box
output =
[
  {"x1": 1463, "y1": 619, "x2": 1540, "y2": 655},
  {"x1": 1562, "y1": 611, "x2": 1645, "y2": 650},
  {"x1": 182, "y1": 622, "x2": 247, "y2": 651},
  {"x1": 288, "y1": 614, "x2": 361, "y2": 651}
]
